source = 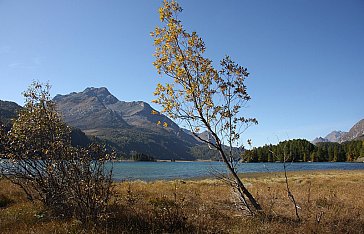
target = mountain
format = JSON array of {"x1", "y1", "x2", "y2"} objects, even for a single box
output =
[
  {"x1": 53, "y1": 87, "x2": 202, "y2": 160},
  {"x1": 0, "y1": 100, "x2": 22, "y2": 130},
  {"x1": 312, "y1": 131, "x2": 347, "y2": 144},
  {"x1": 53, "y1": 87, "x2": 129, "y2": 130},
  {"x1": 311, "y1": 137, "x2": 329, "y2": 144},
  {"x1": 339, "y1": 119, "x2": 364, "y2": 143},
  {"x1": 325, "y1": 131, "x2": 347, "y2": 143},
  {"x1": 0, "y1": 100, "x2": 95, "y2": 149},
  {"x1": 312, "y1": 119, "x2": 364, "y2": 144}
]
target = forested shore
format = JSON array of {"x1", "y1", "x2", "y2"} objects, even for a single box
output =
[{"x1": 243, "y1": 139, "x2": 364, "y2": 162}]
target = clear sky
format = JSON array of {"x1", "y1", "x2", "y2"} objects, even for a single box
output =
[{"x1": 0, "y1": 0, "x2": 363, "y2": 146}]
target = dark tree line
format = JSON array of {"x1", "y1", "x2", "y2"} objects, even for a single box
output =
[{"x1": 243, "y1": 139, "x2": 364, "y2": 162}]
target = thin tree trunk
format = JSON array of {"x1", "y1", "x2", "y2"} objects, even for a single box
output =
[
  {"x1": 217, "y1": 144, "x2": 263, "y2": 213},
  {"x1": 198, "y1": 113, "x2": 263, "y2": 214}
]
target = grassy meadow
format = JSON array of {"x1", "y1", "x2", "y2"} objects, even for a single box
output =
[{"x1": 1, "y1": 170, "x2": 364, "y2": 233}]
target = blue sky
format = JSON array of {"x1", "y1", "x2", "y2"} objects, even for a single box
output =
[{"x1": 0, "y1": 0, "x2": 363, "y2": 146}]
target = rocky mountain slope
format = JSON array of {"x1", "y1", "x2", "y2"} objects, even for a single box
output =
[
  {"x1": 54, "y1": 87, "x2": 202, "y2": 160},
  {"x1": 339, "y1": 119, "x2": 364, "y2": 142},
  {"x1": 311, "y1": 137, "x2": 330, "y2": 145},
  {"x1": 312, "y1": 119, "x2": 364, "y2": 144},
  {"x1": 325, "y1": 131, "x2": 347, "y2": 142}
]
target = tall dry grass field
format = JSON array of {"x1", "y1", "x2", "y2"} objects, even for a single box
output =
[{"x1": 1, "y1": 170, "x2": 364, "y2": 233}]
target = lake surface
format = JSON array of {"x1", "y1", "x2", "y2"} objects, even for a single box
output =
[{"x1": 111, "y1": 161, "x2": 364, "y2": 181}]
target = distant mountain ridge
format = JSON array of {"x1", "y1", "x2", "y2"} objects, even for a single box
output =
[
  {"x1": 312, "y1": 119, "x2": 364, "y2": 144},
  {"x1": 54, "y1": 87, "x2": 202, "y2": 160},
  {"x1": 3, "y1": 88, "x2": 361, "y2": 159},
  {"x1": 325, "y1": 131, "x2": 347, "y2": 142},
  {"x1": 311, "y1": 137, "x2": 330, "y2": 144},
  {"x1": 0, "y1": 89, "x2": 211, "y2": 160},
  {"x1": 339, "y1": 119, "x2": 364, "y2": 142}
]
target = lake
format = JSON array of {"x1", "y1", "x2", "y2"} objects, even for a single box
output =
[{"x1": 111, "y1": 161, "x2": 364, "y2": 181}]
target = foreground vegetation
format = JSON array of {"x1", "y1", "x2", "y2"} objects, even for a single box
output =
[
  {"x1": 1, "y1": 170, "x2": 364, "y2": 233},
  {"x1": 0, "y1": 82, "x2": 114, "y2": 223}
]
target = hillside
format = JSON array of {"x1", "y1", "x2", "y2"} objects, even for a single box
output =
[
  {"x1": 0, "y1": 100, "x2": 94, "y2": 149},
  {"x1": 53, "y1": 87, "x2": 202, "y2": 160},
  {"x1": 0, "y1": 100, "x2": 22, "y2": 130}
]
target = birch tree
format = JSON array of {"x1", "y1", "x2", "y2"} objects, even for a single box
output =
[{"x1": 151, "y1": 0, "x2": 262, "y2": 214}]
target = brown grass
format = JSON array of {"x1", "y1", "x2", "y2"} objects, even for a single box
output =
[{"x1": 1, "y1": 170, "x2": 364, "y2": 233}]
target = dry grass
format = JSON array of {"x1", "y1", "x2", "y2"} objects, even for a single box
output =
[{"x1": 1, "y1": 170, "x2": 364, "y2": 233}]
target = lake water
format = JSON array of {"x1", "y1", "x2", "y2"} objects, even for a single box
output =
[{"x1": 111, "y1": 161, "x2": 364, "y2": 181}]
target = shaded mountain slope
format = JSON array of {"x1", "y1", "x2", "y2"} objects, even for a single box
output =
[
  {"x1": 0, "y1": 100, "x2": 93, "y2": 149},
  {"x1": 0, "y1": 100, "x2": 22, "y2": 130}
]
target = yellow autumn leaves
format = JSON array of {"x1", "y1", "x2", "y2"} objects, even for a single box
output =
[
  {"x1": 151, "y1": 0, "x2": 218, "y2": 126},
  {"x1": 156, "y1": 120, "x2": 169, "y2": 128},
  {"x1": 151, "y1": 110, "x2": 169, "y2": 128},
  {"x1": 151, "y1": 110, "x2": 159, "y2": 115},
  {"x1": 151, "y1": 0, "x2": 256, "y2": 140}
]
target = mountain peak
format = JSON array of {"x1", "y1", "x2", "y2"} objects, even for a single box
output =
[
  {"x1": 82, "y1": 87, "x2": 118, "y2": 105},
  {"x1": 83, "y1": 86, "x2": 109, "y2": 94},
  {"x1": 324, "y1": 130, "x2": 347, "y2": 143},
  {"x1": 312, "y1": 137, "x2": 329, "y2": 144},
  {"x1": 53, "y1": 87, "x2": 201, "y2": 160}
]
